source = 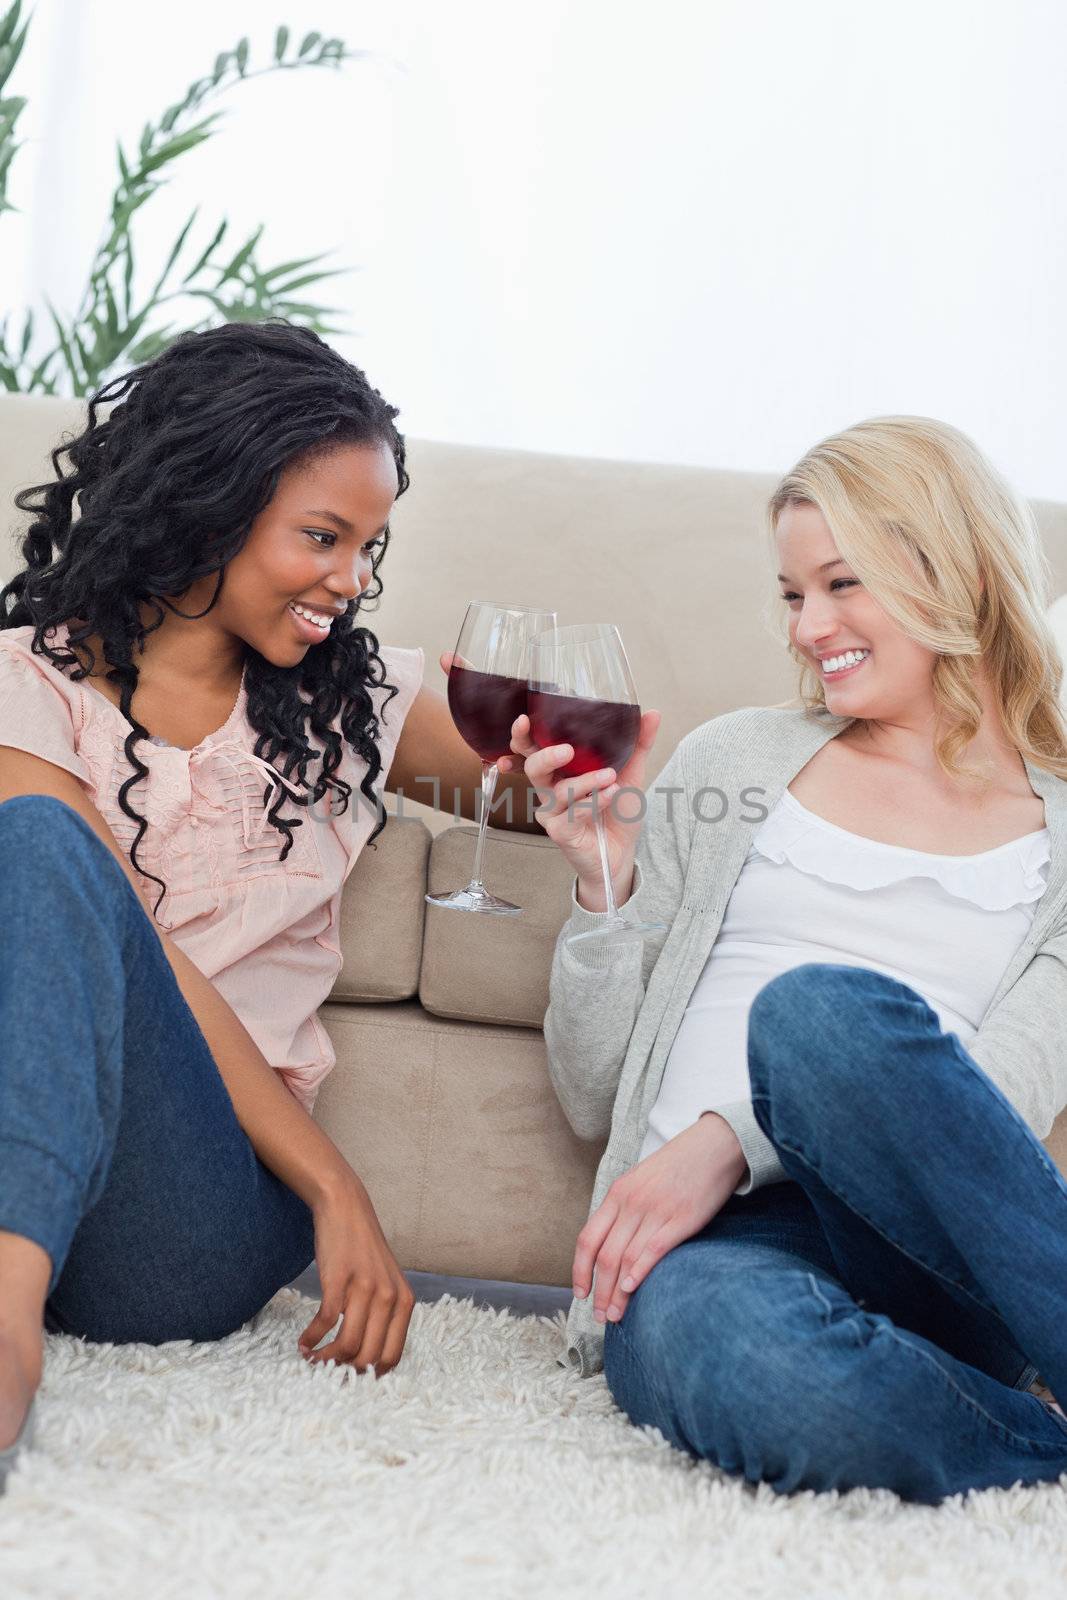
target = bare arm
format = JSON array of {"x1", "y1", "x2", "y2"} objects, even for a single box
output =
[{"x1": 384, "y1": 658, "x2": 546, "y2": 834}]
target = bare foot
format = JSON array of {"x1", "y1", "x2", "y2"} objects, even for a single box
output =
[{"x1": 0, "y1": 1329, "x2": 41, "y2": 1450}]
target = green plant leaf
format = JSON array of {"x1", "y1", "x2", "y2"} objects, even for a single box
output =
[
  {"x1": 216, "y1": 224, "x2": 264, "y2": 284},
  {"x1": 26, "y1": 349, "x2": 59, "y2": 390},
  {"x1": 0, "y1": 22, "x2": 29, "y2": 94},
  {"x1": 103, "y1": 283, "x2": 119, "y2": 340},
  {"x1": 266, "y1": 267, "x2": 347, "y2": 296},
  {"x1": 153, "y1": 206, "x2": 199, "y2": 295},
  {"x1": 72, "y1": 326, "x2": 96, "y2": 385},
  {"x1": 0, "y1": 21, "x2": 30, "y2": 93},
  {"x1": 103, "y1": 184, "x2": 159, "y2": 255},
  {"x1": 0, "y1": 1, "x2": 22, "y2": 53},
  {"x1": 256, "y1": 251, "x2": 332, "y2": 284},
  {"x1": 298, "y1": 32, "x2": 322, "y2": 58},
  {"x1": 85, "y1": 307, "x2": 106, "y2": 345},
  {"x1": 182, "y1": 288, "x2": 233, "y2": 314},
  {"x1": 141, "y1": 115, "x2": 223, "y2": 175},
  {"x1": 125, "y1": 324, "x2": 179, "y2": 365},
  {"x1": 116, "y1": 305, "x2": 152, "y2": 353},
  {"x1": 235, "y1": 37, "x2": 249, "y2": 75},
  {"x1": 274, "y1": 25, "x2": 289, "y2": 62},
  {"x1": 44, "y1": 299, "x2": 84, "y2": 394},
  {"x1": 181, "y1": 217, "x2": 227, "y2": 284},
  {"x1": 177, "y1": 78, "x2": 210, "y2": 116},
  {"x1": 318, "y1": 38, "x2": 348, "y2": 64}
]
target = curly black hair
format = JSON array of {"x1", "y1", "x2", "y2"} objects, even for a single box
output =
[{"x1": 0, "y1": 319, "x2": 409, "y2": 921}]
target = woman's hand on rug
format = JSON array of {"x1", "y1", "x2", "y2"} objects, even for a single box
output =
[
  {"x1": 573, "y1": 1114, "x2": 748, "y2": 1326},
  {"x1": 298, "y1": 1175, "x2": 416, "y2": 1375}
]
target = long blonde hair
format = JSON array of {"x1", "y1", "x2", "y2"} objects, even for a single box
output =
[{"x1": 764, "y1": 415, "x2": 1067, "y2": 785}]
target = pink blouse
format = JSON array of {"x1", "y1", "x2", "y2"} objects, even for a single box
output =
[{"x1": 0, "y1": 621, "x2": 424, "y2": 1113}]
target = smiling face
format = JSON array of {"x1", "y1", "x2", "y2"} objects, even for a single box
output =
[
  {"x1": 62, "y1": 436, "x2": 402, "y2": 706},
  {"x1": 775, "y1": 501, "x2": 939, "y2": 720},
  {"x1": 220, "y1": 438, "x2": 399, "y2": 665}
]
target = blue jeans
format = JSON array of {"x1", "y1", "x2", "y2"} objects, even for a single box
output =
[
  {"x1": 0, "y1": 795, "x2": 314, "y2": 1342},
  {"x1": 604, "y1": 963, "x2": 1067, "y2": 1504}
]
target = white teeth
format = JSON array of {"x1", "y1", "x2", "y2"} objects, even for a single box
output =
[
  {"x1": 289, "y1": 602, "x2": 331, "y2": 630},
  {"x1": 822, "y1": 648, "x2": 870, "y2": 674}
]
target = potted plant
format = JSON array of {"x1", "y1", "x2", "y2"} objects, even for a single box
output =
[{"x1": 0, "y1": 4, "x2": 362, "y2": 395}]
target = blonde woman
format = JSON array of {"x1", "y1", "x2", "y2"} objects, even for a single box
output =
[{"x1": 512, "y1": 417, "x2": 1067, "y2": 1504}]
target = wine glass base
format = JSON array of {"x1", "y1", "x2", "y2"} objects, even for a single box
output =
[
  {"x1": 425, "y1": 887, "x2": 523, "y2": 917},
  {"x1": 566, "y1": 917, "x2": 668, "y2": 947}
]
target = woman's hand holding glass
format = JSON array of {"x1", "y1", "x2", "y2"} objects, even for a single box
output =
[{"x1": 508, "y1": 706, "x2": 662, "y2": 911}]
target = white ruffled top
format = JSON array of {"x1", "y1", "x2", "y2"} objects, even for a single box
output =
[
  {"x1": 756, "y1": 788, "x2": 1051, "y2": 911},
  {"x1": 639, "y1": 787, "x2": 1051, "y2": 1172}
]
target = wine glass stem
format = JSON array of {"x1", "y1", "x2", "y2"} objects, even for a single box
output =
[
  {"x1": 469, "y1": 761, "x2": 498, "y2": 889},
  {"x1": 593, "y1": 799, "x2": 620, "y2": 920}
]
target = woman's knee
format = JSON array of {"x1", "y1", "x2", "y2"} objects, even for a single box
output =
[
  {"x1": 0, "y1": 790, "x2": 129, "y2": 902},
  {"x1": 1, "y1": 792, "x2": 97, "y2": 853},
  {"x1": 0, "y1": 787, "x2": 143, "y2": 947},
  {"x1": 748, "y1": 963, "x2": 940, "y2": 1103}
]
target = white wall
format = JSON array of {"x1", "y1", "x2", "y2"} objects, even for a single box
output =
[{"x1": 4, "y1": 0, "x2": 1066, "y2": 497}]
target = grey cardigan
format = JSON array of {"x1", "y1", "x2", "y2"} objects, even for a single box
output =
[{"x1": 545, "y1": 705, "x2": 1067, "y2": 1378}]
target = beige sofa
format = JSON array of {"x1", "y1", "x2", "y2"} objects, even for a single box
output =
[{"x1": 4, "y1": 392, "x2": 1067, "y2": 1287}]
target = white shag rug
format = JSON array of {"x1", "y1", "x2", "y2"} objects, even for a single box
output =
[{"x1": 1, "y1": 1289, "x2": 1066, "y2": 1600}]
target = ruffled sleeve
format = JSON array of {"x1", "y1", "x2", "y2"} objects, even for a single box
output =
[
  {"x1": 753, "y1": 791, "x2": 1050, "y2": 912},
  {"x1": 0, "y1": 636, "x2": 93, "y2": 789}
]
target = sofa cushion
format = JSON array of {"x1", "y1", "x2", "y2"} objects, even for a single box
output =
[
  {"x1": 419, "y1": 825, "x2": 575, "y2": 1026},
  {"x1": 330, "y1": 813, "x2": 431, "y2": 1001},
  {"x1": 313, "y1": 998, "x2": 604, "y2": 1284}
]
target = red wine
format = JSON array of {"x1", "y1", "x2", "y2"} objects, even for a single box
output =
[
  {"x1": 527, "y1": 689, "x2": 641, "y2": 780},
  {"x1": 448, "y1": 663, "x2": 529, "y2": 762}
]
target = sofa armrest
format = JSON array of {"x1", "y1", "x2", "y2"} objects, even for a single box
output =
[{"x1": 420, "y1": 825, "x2": 574, "y2": 1027}]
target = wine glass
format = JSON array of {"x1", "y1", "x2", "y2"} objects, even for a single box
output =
[
  {"x1": 426, "y1": 600, "x2": 557, "y2": 916},
  {"x1": 527, "y1": 622, "x2": 667, "y2": 947}
]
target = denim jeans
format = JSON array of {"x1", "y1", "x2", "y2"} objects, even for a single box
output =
[
  {"x1": 604, "y1": 962, "x2": 1067, "y2": 1504},
  {"x1": 0, "y1": 795, "x2": 314, "y2": 1343}
]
